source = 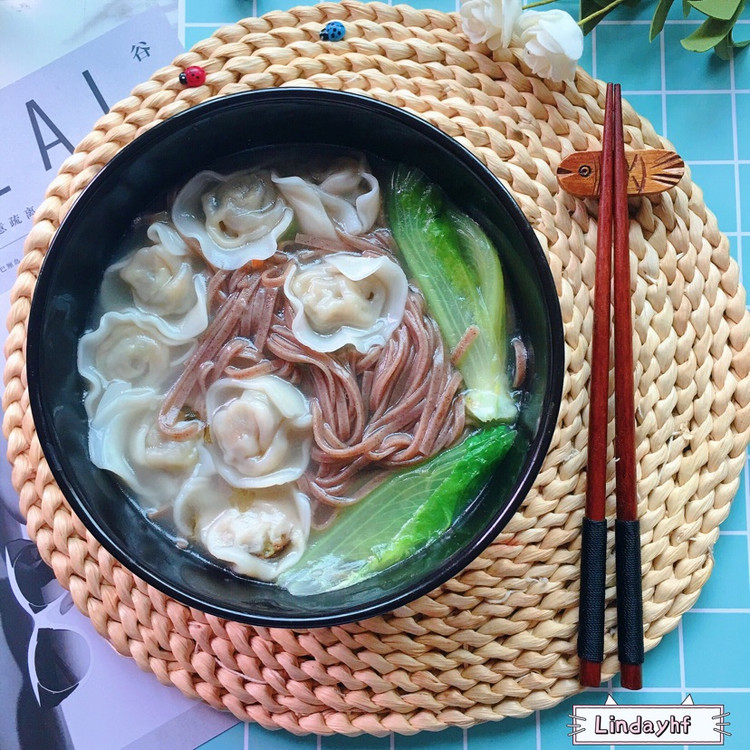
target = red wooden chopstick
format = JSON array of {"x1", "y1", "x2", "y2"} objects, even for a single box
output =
[
  {"x1": 578, "y1": 83, "x2": 615, "y2": 688},
  {"x1": 612, "y1": 84, "x2": 644, "y2": 690},
  {"x1": 578, "y1": 84, "x2": 644, "y2": 690}
]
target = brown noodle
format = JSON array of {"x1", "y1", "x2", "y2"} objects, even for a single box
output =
[{"x1": 158, "y1": 233, "x2": 465, "y2": 517}]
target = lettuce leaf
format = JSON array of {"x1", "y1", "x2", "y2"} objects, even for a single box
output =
[
  {"x1": 388, "y1": 166, "x2": 516, "y2": 422},
  {"x1": 279, "y1": 424, "x2": 516, "y2": 595}
]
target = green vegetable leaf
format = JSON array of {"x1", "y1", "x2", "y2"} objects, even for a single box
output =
[
  {"x1": 715, "y1": 32, "x2": 733, "y2": 59},
  {"x1": 388, "y1": 167, "x2": 516, "y2": 423},
  {"x1": 683, "y1": 0, "x2": 692, "y2": 17},
  {"x1": 651, "y1": 0, "x2": 677, "y2": 40},
  {"x1": 688, "y1": 0, "x2": 742, "y2": 20},
  {"x1": 581, "y1": 0, "x2": 606, "y2": 34},
  {"x1": 358, "y1": 426, "x2": 515, "y2": 575},
  {"x1": 715, "y1": 26, "x2": 750, "y2": 58},
  {"x1": 449, "y1": 210, "x2": 506, "y2": 357},
  {"x1": 681, "y1": 0, "x2": 745, "y2": 51},
  {"x1": 580, "y1": 0, "x2": 639, "y2": 34},
  {"x1": 279, "y1": 424, "x2": 516, "y2": 595}
]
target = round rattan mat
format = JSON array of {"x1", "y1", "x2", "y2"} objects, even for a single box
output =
[{"x1": 5, "y1": 0, "x2": 750, "y2": 736}]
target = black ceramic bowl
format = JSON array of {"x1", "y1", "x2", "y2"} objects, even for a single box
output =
[{"x1": 27, "y1": 88, "x2": 563, "y2": 627}]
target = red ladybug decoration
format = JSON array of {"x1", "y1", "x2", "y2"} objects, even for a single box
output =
[{"x1": 179, "y1": 66, "x2": 206, "y2": 87}]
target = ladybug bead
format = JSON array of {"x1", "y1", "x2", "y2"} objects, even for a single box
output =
[
  {"x1": 319, "y1": 20, "x2": 345, "y2": 42},
  {"x1": 179, "y1": 65, "x2": 206, "y2": 87}
]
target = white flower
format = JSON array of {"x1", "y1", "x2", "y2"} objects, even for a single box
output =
[
  {"x1": 516, "y1": 10, "x2": 583, "y2": 82},
  {"x1": 460, "y1": 0, "x2": 522, "y2": 51}
]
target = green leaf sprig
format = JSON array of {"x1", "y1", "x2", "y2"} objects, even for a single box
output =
[{"x1": 526, "y1": 0, "x2": 750, "y2": 57}]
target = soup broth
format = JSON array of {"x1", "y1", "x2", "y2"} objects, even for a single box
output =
[{"x1": 77, "y1": 148, "x2": 525, "y2": 594}]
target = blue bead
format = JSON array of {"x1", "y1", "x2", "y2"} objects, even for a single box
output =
[{"x1": 320, "y1": 20, "x2": 345, "y2": 42}]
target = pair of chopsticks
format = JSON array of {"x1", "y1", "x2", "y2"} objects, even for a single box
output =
[{"x1": 577, "y1": 83, "x2": 644, "y2": 690}]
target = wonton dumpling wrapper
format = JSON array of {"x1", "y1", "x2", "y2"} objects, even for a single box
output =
[
  {"x1": 173, "y1": 448, "x2": 228, "y2": 536},
  {"x1": 271, "y1": 159, "x2": 380, "y2": 239},
  {"x1": 78, "y1": 310, "x2": 194, "y2": 416},
  {"x1": 100, "y1": 222, "x2": 209, "y2": 342},
  {"x1": 205, "y1": 375, "x2": 313, "y2": 489},
  {"x1": 174, "y1": 466, "x2": 311, "y2": 580},
  {"x1": 203, "y1": 498, "x2": 310, "y2": 579},
  {"x1": 89, "y1": 383, "x2": 200, "y2": 510},
  {"x1": 284, "y1": 253, "x2": 408, "y2": 353},
  {"x1": 172, "y1": 170, "x2": 292, "y2": 270}
]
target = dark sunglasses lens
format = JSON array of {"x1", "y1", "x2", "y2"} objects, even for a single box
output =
[
  {"x1": 7, "y1": 540, "x2": 64, "y2": 611},
  {"x1": 34, "y1": 627, "x2": 90, "y2": 708}
]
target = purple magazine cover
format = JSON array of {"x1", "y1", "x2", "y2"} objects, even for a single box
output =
[{"x1": 0, "y1": 6, "x2": 237, "y2": 748}]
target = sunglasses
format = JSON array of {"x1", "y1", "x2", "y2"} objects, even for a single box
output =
[{"x1": 5, "y1": 539, "x2": 91, "y2": 709}]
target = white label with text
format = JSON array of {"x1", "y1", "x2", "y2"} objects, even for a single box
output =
[{"x1": 570, "y1": 696, "x2": 729, "y2": 745}]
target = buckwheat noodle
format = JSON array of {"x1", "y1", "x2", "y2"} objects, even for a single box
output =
[{"x1": 158, "y1": 232, "x2": 465, "y2": 523}]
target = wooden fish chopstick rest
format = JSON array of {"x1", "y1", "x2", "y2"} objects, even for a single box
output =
[{"x1": 557, "y1": 149, "x2": 684, "y2": 198}]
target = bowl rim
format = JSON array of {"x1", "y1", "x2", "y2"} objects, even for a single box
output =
[{"x1": 27, "y1": 87, "x2": 565, "y2": 627}]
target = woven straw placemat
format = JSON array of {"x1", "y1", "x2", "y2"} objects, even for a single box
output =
[{"x1": 5, "y1": 0, "x2": 750, "y2": 736}]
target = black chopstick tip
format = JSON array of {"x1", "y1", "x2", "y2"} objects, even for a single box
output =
[
  {"x1": 620, "y1": 663, "x2": 642, "y2": 690},
  {"x1": 579, "y1": 659, "x2": 602, "y2": 687}
]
